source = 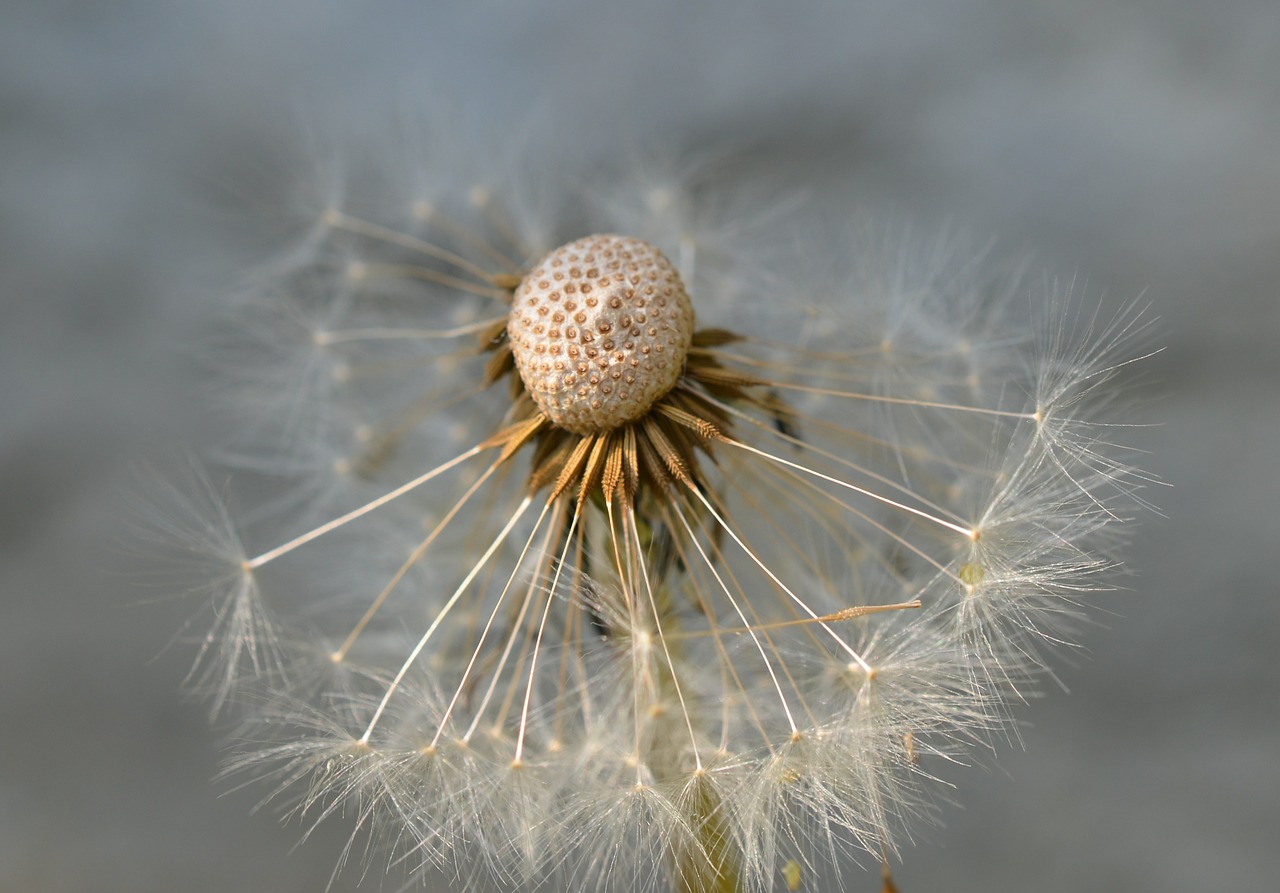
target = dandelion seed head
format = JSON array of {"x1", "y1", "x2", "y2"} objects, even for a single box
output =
[
  {"x1": 159, "y1": 123, "x2": 1156, "y2": 892},
  {"x1": 509, "y1": 234, "x2": 695, "y2": 434}
]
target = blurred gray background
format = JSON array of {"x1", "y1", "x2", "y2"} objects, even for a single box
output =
[{"x1": 3, "y1": 1, "x2": 1277, "y2": 891}]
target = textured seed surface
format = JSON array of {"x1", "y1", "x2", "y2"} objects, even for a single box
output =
[{"x1": 509, "y1": 234, "x2": 695, "y2": 433}]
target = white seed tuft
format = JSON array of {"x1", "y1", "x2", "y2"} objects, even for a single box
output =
[{"x1": 508, "y1": 234, "x2": 695, "y2": 433}]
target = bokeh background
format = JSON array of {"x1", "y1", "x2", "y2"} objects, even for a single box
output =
[{"x1": 3, "y1": 1, "x2": 1277, "y2": 891}]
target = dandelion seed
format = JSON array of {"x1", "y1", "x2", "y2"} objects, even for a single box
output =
[
  {"x1": 782, "y1": 858, "x2": 802, "y2": 890},
  {"x1": 168, "y1": 133, "x2": 1153, "y2": 891}
]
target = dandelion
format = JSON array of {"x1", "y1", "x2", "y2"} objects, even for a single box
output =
[{"x1": 174, "y1": 130, "x2": 1152, "y2": 892}]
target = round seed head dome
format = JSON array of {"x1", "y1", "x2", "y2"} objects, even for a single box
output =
[{"x1": 509, "y1": 234, "x2": 695, "y2": 434}]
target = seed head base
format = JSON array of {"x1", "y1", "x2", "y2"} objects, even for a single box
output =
[{"x1": 509, "y1": 235, "x2": 695, "y2": 434}]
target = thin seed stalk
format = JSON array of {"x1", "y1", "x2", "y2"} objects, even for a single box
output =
[{"x1": 632, "y1": 556, "x2": 742, "y2": 893}]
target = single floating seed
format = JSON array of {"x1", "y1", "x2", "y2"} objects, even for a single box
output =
[
  {"x1": 959, "y1": 561, "x2": 986, "y2": 587},
  {"x1": 508, "y1": 234, "x2": 695, "y2": 434},
  {"x1": 783, "y1": 859, "x2": 803, "y2": 891}
]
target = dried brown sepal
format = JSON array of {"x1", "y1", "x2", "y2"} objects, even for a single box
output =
[{"x1": 690, "y1": 328, "x2": 745, "y2": 348}]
